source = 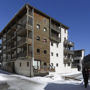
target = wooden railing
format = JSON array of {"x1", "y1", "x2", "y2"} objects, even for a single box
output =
[
  {"x1": 51, "y1": 24, "x2": 60, "y2": 32},
  {"x1": 64, "y1": 40, "x2": 74, "y2": 47},
  {"x1": 17, "y1": 38, "x2": 32, "y2": 47},
  {"x1": 64, "y1": 48, "x2": 74, "y2": 55},
  {"x1": 50, "y1": 33, "x2": 60, "y2": 42}
]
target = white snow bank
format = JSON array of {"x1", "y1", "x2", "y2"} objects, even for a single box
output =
[
  {"x1": 61, "y1": 71, "x2": 81, "y2": 76},
  {"x1": 0, "y1": 75, "x2": 8, "y2": 81}
]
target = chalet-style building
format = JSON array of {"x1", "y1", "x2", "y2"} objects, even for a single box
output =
[{"x1": 0, "y1": 4, "x2": 84, "y2": 76}]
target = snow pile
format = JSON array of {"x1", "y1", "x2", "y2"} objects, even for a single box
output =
[
  {"x1": 61, "y1": 71, "x2": 81, "y2": 76},
  {"x1": 0, "y1": 70, "x2": 89, "y2": 90},
  {"x1": 46, "y1": 73, "x2": 63, "y2": 81},
  {"x1": 0, "y1": 75, "x2": 8, "y2": 81}
]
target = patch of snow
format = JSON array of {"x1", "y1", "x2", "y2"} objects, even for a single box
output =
[
  {"x1": 0, "y1": 75, "x2": 8, "y2": 81},
  {"x1": 0, "y1": 70, "x2": 90, "y2": 90}
]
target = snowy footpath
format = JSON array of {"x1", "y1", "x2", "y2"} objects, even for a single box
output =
[{"x1": 0, "y1": 69, "x2": 90, "y2": 90}]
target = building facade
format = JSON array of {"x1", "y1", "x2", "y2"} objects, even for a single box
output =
[
  {"x1": 0, "y1": 4, "x2": 79, "y2": 76},
  {"x1": 72, "y1": 49, "x2": 85, "y2": 71}
]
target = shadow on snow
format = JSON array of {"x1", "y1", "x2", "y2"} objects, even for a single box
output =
[{"x1": 45, "y1": 82, "x2": 90, "y2": 90}]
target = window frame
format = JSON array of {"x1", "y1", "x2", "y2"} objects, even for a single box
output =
[
  {"x1": 37, "y1": 49, "x2": 40, "y2": 53},
  {"x1": 44, "y1": 50, "x2": 47, "y2": 54},
  {"x1": 43, "y1": 27, "x2": 47, "y2": 32},
  {"x1": 36, "y1": 36, "x2": 40, "y2": 41},
  {"x1": 36, "y1": 24, "x2": 40, "y2": 29}
]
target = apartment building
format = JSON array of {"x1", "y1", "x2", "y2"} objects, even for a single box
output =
[
  {"x1": 72, "y1": 49, "x2": 85, "y2": 71},
  {"x1": 0, "y1": 4, "x2": 76, "y2": 76}
]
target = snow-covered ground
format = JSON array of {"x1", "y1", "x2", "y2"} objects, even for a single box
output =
[{"x1": 0, "y1": 69, "x2": 90, "y2": 90}]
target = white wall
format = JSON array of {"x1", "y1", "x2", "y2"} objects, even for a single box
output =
[
  {"x1": 50, "y1": 27, "x2": 68, "y2": 73},
  {"x1": 50, "y1": 27, "x2": 78, "y2": 73}
]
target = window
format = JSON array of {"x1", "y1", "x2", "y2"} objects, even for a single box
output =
[
  {"x1": 28, "y1": 17, "x2": 33, "y2": 26},
  {"x1": 56, "y1": 53, "x2": 58, "y2": 57},
  {"x1": 28, "y1": 31, "x2": 32, "y2": 38},
  {"x1": 43, "y1": 27, "x2": 47, "y2": 32},
  {"x1": 64, "y1": 37, "x2": 66, "y2": 41},
  {"x1": 64, "y1": 29, "x2": 66, "y2": 33},
  {"x1": 36, "y1": 24, "x2": 40, "y2": 29},
  {"x1": 36, "y1": 36, "x2": 40, "y2": 40},
  {"x1": 33, "y1": 60, "x2": 41, "y2": 70},
  {"x1": 27, "y1": 62, "x2": 29, "y2": 67},
  {"x1": 20, "y1": 62, "x2": 22, "y2": 67},
  {"x1": 37, "y1": 49, "x2": 40, "y2": 53},
  {"x1": 51, "y1": 52, "x2": 53, "y2": 56},
  {"x1": 56, "y1": 43, "x2": 58, "y2": 48},
  {"x1": 56, "y1": 63, "x2": 58, "y2": 67},
  {"x1": 44, "y1": 50, "x2": 47, "y2": 54},
  {"x1": 68, "y1": 63, "x2": 70, "y2": 66},
  {"x1": 51, "y1": 42, "x2": 53, "y2": 46},
  {"x1": 43, "y1": 39, "x2": 47, "y2": 43}
]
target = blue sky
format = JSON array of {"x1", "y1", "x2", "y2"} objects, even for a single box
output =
[{"x1": 0, "y1": 0, "x2": 90, "y2": 55}]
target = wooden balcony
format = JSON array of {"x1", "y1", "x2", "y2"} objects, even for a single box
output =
[
  {"x1": 12, "y1": 54, "x2": 17, "y2": 59},
  {"x1": 50, "y1": 25, "x2": 60, "y2": 33},
  {"x1": 64, "y1": 40, "x2": 74, "y2": 47},
  {"x1": 64, "y1": 58, "x2": 72, "y2": 64},
  {"x1": 50, "y1": 33, "x2": 60, "y2": 43},
  {"x1": 17, "y1": 38, "x2": 32, "y2": 47},
  {"x1": 26, "y1": 24, "x2": 32, "y2": 31},
  {"x1": 17, "y1": 27, "x2": 26, "y2": 36},
  {"x1": 17, "y1": 52, "x2": 27, "y2": 58},
  {"x1": 64, "y1": 49, "x2": 74, "y2": 55}
]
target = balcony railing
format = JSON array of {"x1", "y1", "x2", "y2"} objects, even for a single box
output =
[
  {"x1": 51, "y1": 25, "x2": 60, "y2": 33},
  {"x1": 64, "y1": 48, "x2": 74, "y2": 55},
  {"x1": 64, "y1": 40, "x2": 74, "y2": 47},
  {"x1": 7, "y1": 46, "x2": 11, "y2": 50},
  {"x1": 50, "y1": 33, "x2": 60, "y2": 42},
  {"x1": 12, "y1": 54, "x2": 17, "y2": 59},
  {"x1": 17, "y1": 38, "x2": 32, "y2": 47},
  {"x1": 17, "y1": 27, "x2": 26, "y2": 35},
  {"x1": 64, "y1": 59, "x2": 71, "y2": 64},
  {"x1": 26, "y1": 24, "x2": 33, "y2": 31},
  {"x1": 17, "y1": 52, "x2": 27, "y2": 58},
  {"x1": 2, "y1": 39, "x2": 6, "y2": 44}
]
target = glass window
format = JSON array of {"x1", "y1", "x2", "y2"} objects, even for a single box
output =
[
  {"x1": 33, "y1": 61, "x2": 37, "y2": 69},
  {"x1": 43, "y1": 39, "x2": 47, "y2": 43},
  {"x1": 28, "y1": 17, "x2": 33, "y2": 26},
  {"x1": 44, "y1": 50, "x2": 47, "y2": 54},
  {"x1": 51, "y1": 42, "x2": 53, "y2": 46},
  {"x1": 33, "y1": 60, "x2": 41, "y2": 70},
  {"x1": 36, "y1": 36, "x2": 40, "y2": 40},
  {"x1": 27, "y1": 62, "x2": 29, "y2": 67},
  {"x1": 36, "y1": 24, "x2": 40, "y2": 29},
  {"x1": 56, "y1": 63, "x2": 58, "y2": 67},
  {"x1": 51, "y1": 52, "x2": 53, "y2": 56},
  {"x1": 37, "y1": 49, "x2": 40, "y2": 53},
  {"x1": 43, "y1": 27, "x2": 47, "y2": 32},
  {"x1": 56, "y1": 53, "x2": 58, "y2": 57}
]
